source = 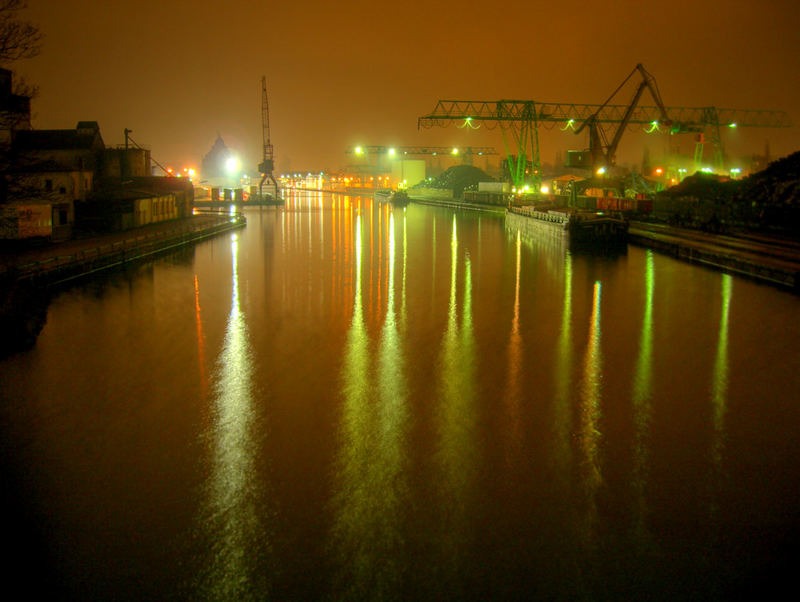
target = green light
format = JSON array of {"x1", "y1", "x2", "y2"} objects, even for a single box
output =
[
  {"x1": 728, "y1": 123, "x2": 737, "y2": 128},
  {"x1": 645, "y1": 121, "x2": 660, "y2": 134},
  {"x1": 560, "y1": 119, "x2": 576, "y2": 132}
]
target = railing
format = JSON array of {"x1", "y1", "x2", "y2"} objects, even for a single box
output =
[{"x1": 508, "y1": 206, "x2": 569, "y2": 224}]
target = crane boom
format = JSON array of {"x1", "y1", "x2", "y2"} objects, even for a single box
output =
[
  {"x1": 258, "y1": 76, "x2": 278, "y2": 198},
  {"x1": 574, "y1": 64, "x2": 671, "y2": 169}
]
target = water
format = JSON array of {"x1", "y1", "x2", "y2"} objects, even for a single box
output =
[{"x1": 2, "y1": 190, "x2": 799, "y2": 600}]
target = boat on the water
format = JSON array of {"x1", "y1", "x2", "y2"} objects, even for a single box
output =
[
  {"x1": 374, "y1": 188, "x2": 392, "y2": 203},
  {"x1": 390, "y1": 189, "x2": 410, "y2": 207},
  {"x1": 373, "y1": 188, "x2": 410, "y2": 207},
  {"x1": 506, "y1": 205, "x2": 628, "y2": 248}
]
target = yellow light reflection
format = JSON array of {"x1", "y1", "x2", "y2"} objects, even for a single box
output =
[
  {"x1": 194, "y1": 274, "x2": 209, "y2": 401},
  {"x1": 331, "y1": 212, "x2": 410, "y2": 598},
  {"x1": 200, "y1": 234, "x2": 271, "y2": 597},
  {"x1": 552, "y1": 253, "x2": 573, "y2": 475},
  {"x1": 579, "y1": 280, "x2": 603, "y2": 545},
  {"x1": 401, "y1": 210, "x2": 407, "y2": 329},
  {"x1": 434, "y1": 216, "x2": 477, "y2": 588},
  {"x1": 504, "y1": 230, "x2": 523, "y2": 457}
]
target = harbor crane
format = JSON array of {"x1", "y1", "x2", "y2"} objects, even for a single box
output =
[
  {"x1": 573, "y1": 63, "x2": 670, "y2": 172},
  {"x1": 418, "y1": 65, "x2": 792, "y2": 190},
  {"x1": 258, "y1": 76, "x2": 279, "y2": 198}
]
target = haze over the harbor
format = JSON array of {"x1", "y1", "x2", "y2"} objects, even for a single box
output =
[{"x1": 17, "y1": 0, "x2": 800, "y2": 173}]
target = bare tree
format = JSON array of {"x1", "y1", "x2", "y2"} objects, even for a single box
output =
[{"x1": 0, "y1": 0, "x2": 42, "y2": 65}]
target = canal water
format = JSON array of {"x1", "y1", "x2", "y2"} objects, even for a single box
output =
[{"x1": 2, "y1": 190, "x2": 799, "y2": 600}]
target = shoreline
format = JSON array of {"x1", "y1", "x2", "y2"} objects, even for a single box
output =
[
  {"x1": 0, "y1": 211, "x2": 246, "y2": 356},
  {"x1": 628, "y1": 221, "x2": 800, "y2": 291},
  {"x1": 1, "y1": 212, "x2": 245, "y2": 287},
  {"x1": 407, "y1": 194, "x2": 799, "y2": 291}
]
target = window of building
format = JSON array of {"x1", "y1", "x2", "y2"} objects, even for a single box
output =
[{"x1": 45, "y1": 179, "x2": 53, "y2": 192}]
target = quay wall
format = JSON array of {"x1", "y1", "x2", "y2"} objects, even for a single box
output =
[
  {"x1": 1, "y1": 214, "x2": 245, "y2": 287},
  {"x1": 628, "y1": 226, "x2": 799, "y2": 291}
]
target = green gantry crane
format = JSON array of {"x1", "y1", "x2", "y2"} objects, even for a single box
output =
[{"x1": 418, "y1": 64, "x2": 792, "y2": 191}]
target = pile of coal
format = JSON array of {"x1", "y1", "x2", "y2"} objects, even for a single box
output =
[{"x1": 421, "y1": 165, "x2": 494, "y2": 197}]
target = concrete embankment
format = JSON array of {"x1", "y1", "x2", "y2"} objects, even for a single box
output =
[
  {"x1": 629, "y1": 221, "x2": 800, "y2": 291},
  {"x1": 0, "y1": 212, "x2": 245, "y2": 287},
  {"x1": 408, "y1": 194, "x2": 506, "y2": 215}
]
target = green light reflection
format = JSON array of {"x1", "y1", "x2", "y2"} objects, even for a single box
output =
[{"x1": 632, "y1": 250, "x2": 655, "y2": 543}]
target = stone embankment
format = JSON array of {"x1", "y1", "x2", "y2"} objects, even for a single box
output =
[
  {"x1": 629, "y1": 221, "x2": 800, "y2": 291},
  {"x1": 1, "y1": 212, "x2": 245, "y2": 286}
]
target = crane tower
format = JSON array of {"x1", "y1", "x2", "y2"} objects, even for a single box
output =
[{"x1": 259, "y1": 76, "x2": 279, "y2": 198}]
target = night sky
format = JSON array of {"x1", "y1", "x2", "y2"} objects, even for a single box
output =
[{"x1": 15, "y1": 0, "x2": 800, "y2": 174}]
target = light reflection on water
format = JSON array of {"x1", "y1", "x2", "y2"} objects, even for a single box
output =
[
  {"x1": 330, "y1": 211, "x2": 410, "y2": 598},
  {"x1": 199, "y1": 234, "x2": 273, "y2": 598},
  {"x1": 710, "y1": 273, "x2": 733, "y2": 520},
  {"x1": 578, "y1": 280, "x2": 603, "y2": 546},
  {"x1": 433, "y1": 215, "x2": 477, "y2": 593},
  {"x1": 503, "y1": 230, "x2": 523, "y2": 458},
  {"x1": 632, "y1": 250, "x2": 655, "y2": 543},
  {"x1": 2, "y1": 190, "x2": 800, "y2": 599}
]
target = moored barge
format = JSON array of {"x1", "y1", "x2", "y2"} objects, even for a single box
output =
[{"x1": 506, "y1": 205, "x2": 628, "y2": 248}]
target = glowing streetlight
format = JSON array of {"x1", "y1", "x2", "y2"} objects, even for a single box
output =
[{"x1": 225, "y1": 157, "x2": 241, "y2": 174}]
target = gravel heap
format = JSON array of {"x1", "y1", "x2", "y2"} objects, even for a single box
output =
[
  {"x1": 655, "y1": 151, "x2": 800, "y2": 234},
  {"x1": 418, "y1": 165, "x2": 494, "y2": 197}
]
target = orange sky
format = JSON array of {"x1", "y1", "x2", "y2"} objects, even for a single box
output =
[{"x1": 13, "y1": 0, "x2": 800, "y2": 174}]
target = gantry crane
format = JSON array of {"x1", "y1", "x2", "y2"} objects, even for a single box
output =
[
  {"x1": 418, "y1": 64, "x2": 792, "y2": 190},
  {"x1": 258, "y1": 76, "x2": 278, "y2": 198}
]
